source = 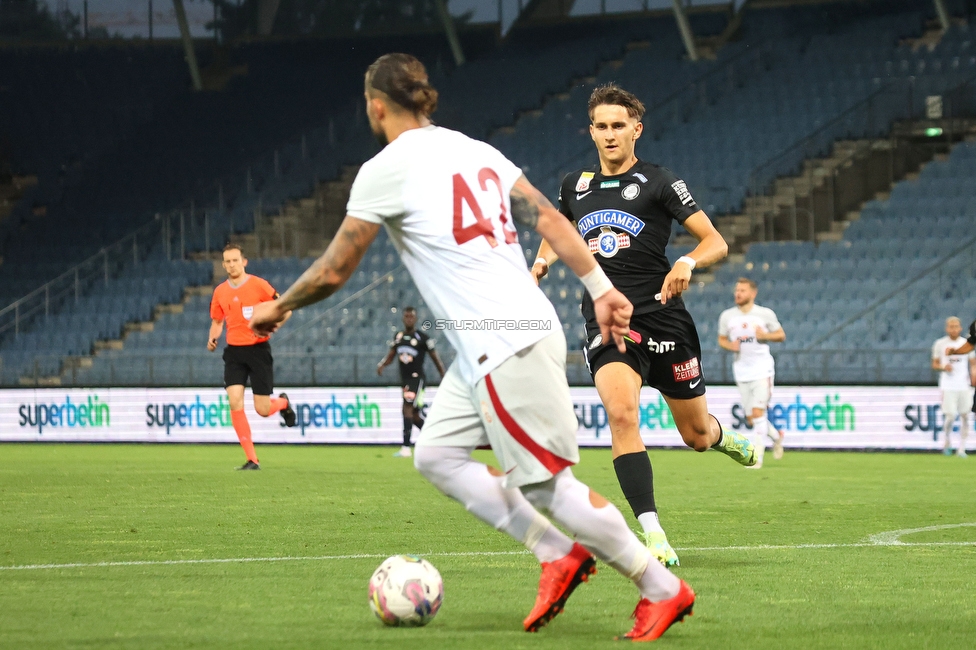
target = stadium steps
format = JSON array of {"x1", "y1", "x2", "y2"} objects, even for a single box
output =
[
  {"x1": 900, "y1": 16, "x2": 966, "y2": 52},
  {"x1": 238, "y1": 165, "x2": 358, "y2": 260},
  {"x1": 682, "y1": 134, "x2": 946, "y2": 254},
  {"x1": 35, "y1": 284, "x2": 216, "y2": 386}
]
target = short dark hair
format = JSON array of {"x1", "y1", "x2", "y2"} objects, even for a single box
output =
[
  {"x1": 403, "y1": 306, "x2": 417, "y2": 313},
  {"x1": 736, "y1": 277, "x2": 757, "y2": 290},
  {"x1": 588, "y1": 83, "x2": 645, "y2": 121},
  {"x1": 365, "y1": 53, "x2": 438, "y2": 117},
  {"x1": 223, "y1": 242, "x2": 244, "y2": 257}
]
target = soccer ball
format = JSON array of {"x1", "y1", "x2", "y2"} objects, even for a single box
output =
[{"x1": 368, "y1": 555, "x2": 443, "y2": 627}]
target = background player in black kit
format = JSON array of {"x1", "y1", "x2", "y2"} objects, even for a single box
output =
[
  {"x1": 532, "y1": 84, "x2": 757, "y2": 567},
  {"x1": 377, "y1": 306, "x2": 446, "y2": 457}
]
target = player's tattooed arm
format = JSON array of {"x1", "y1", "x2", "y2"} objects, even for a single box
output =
[
  {"x1": 509, "y1": 175, "x2": 551, "y2": 228},
  {"x1": 278, "y1": 216, "x2": 381, "y2": 311},
  {"x1": 249, "y1": 217, "x2": 381, "y2": 336}
]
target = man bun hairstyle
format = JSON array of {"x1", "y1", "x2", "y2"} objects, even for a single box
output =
[
  {"x1": 366, "y1": 53, "x2": 438, "y2": 117},
  {"x1": 588, "y1": 83, "x2": 645, "y2": 120}
]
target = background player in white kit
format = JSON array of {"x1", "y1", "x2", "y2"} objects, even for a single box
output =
[
  {"x1": 718, "y1": 278, "x2": 785, "y2": 468},
  {"x1": 248, "y1": 53, "x2": 694, "y2": 641},
  {"x1": 931, "y1": 316, "x2": 975, "y2": 457}
]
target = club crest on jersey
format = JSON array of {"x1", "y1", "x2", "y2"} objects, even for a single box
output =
[
  {"x1": 242, "y1": 306, "x2": 254, "y2": 320},
  {"x1": 589, "y1": 226, "x2": 631, "y2": 258},
  {"x1": 621, "y1": 184, "x2": 640, "y2": 200},
  {"x1": 575, "y1": 172, "x2": 595, "y2": 192},
  {"x1": 576, "y1": 209, "x2": 645, "y2": 237}
]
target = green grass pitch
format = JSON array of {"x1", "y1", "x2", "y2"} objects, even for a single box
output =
[{"x1": 1, "y1": 444, "x2": 974, "y2": 649}]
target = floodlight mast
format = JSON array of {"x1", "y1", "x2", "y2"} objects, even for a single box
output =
[{"x1": 172, "y1": 0, "x2": 202, "y2": 91}]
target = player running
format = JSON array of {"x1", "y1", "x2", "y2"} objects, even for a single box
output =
[
  {"x1": 931, "y1": 317, "x2": 975, "y2": 457},
  {"x1": 531, "y1": 84, "x2": 756, "y2": 568},
  {"x1": 250, "y1": 54, "x2": 694, "y2": 641},
  {"x1": 377, "y1": 306, "x2": 446, "y2": 458},
  {"x1": 208, "y1": 243, "x2": 297, "y2": 470},
  {"x1": 718, "y1": 278, "x2": 786, "y2": 469}
]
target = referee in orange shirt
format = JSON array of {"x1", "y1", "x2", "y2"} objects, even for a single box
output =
[{"x1": 208, "y1": 243, "x2": 297, "y2": 469}]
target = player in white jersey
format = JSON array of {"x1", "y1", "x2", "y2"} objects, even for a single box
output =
[
  {"x1": 718, "y1": 278, "x2": 786, "y2": 468},
  {"x1": 248, "y1": 53, "x2": 694, "y2": 641},
  {"x1": 931, "y1": 317, "x2": 976, "y2": 457}
]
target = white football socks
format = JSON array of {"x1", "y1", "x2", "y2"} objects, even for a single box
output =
[
  {"x1": 413, "y1": 445, "x2": 573, "y2": 563},
  {"x1": 750, "y1": 416, "x2": 769, "y2": 465},
  {"x1": 959, "y1": 415, "x2": 969, "y2": 452},
  {"x1": 637, "y1": 511, "x2": 665, "y2": 535},
  {"x1": 521, "y1": 469, "x2": 680, "y2": 602}
]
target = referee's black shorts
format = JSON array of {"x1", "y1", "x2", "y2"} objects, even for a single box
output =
[
  {"x1": 583, "y1": 305, "x2": 706, "y2": 400},
  {"x1": 222, "y1": 342, "x2": 274, "y2": 395}
]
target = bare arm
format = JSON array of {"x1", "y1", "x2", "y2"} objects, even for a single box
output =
[
  {"x1": 970, "y1": 355, "x2": 976, "y2": 386},
  {"x1": 510, "y1": 175, "x2": 631, "y2": 352},
  {"x1": 718, "y1": 334, "x2": 740, "y2": 352},
  {"x1": 429, "y1": 349, "x2": 447, "y2": 377},
  {"x1": 511, "y1": 176, "x2": 598, "y2": 280},
  {"x1": 249, "y1": 216, "x2": 382, "y2": 336},
  {"x1": 758, "y1": 327, "x2": 786, "y2": 343},
  {"x1": 377, "y1": 347, "x2": 396, "y2": 376},
  {"x1": 207, "y1": 319, "x2": 224, "y2": 351},
  {"x1": 531, "y1": 237, "x2": 560, "y2": 283},
  {"x1": 660, "y1": 210, "x2": 728, "y2": 304},
  {"x1": 947, "y1": 341, "x2": 974, "y2": 356}
]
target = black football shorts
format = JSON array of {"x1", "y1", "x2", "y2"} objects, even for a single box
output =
[
  {"x1": 583, "y1": 306, "x2": 706, "y2": 400},
  {"x1": 401, "y1": 372, "x2": 426, "y2": 407},
  {"x1": 223, "y1": 342, "x2": 274, "y2": 395}
]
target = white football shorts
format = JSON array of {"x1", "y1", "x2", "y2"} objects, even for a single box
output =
[
  {"x1": 737, "y1": 377, "x2": 774, "y2": 413},
  {"x1": 417, "y1": 330, "x2": 580, "y2": 489}
]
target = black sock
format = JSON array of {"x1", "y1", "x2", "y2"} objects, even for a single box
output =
[
  {"x1": 612, "y1": 451, "x2": 657, "y2": 518},
  {"x1": 403, "y1": 417, "x2": 413, "y2": 447},
  {"x1": 709, "y1": 414, "x2": 725, "y2": 449},
  {"x1": 413, "y1": 412, "x2": 425, "y2": 431}
]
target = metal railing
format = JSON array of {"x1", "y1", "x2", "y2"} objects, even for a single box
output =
[
  {"x1": 3, "y1": 347, "x2": 941, "y2": 388},
  {"x1": 808, "y1": 232, "x2": 976, "y2": 350},
  {"x1": 0, "y1": 217, "x2": 161, "y2": 341},
  {"x1": 745, "y1": 73, "x2": 976, "y2": 241},
  {"x1": 0, "y1": 207, "x2": 246, "y2": 344}
]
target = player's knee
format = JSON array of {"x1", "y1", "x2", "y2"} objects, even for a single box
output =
[
  {"x1": 413, "y1": 445, "x2": 437, "y2": 478},
  {"x1": 679, "y1": 422, "x2": 712, "y2": 452},
  {"x1": 606, "y1": 402, "x2": 640, "y2": 433}
]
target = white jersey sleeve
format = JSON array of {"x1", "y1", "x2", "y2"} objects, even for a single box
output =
[
  {"x1": 717, "y1": 308, "x2": 734, "y2": 338},
  {"x1": 345, "y1": 155, "x2": 409, "y2": 223},
  {"x1": 760, "y1": 306, "x2": 782, "y2": 333},
  {"x1": 933, "y1": 336, "x2": 976, "y2": 390}
]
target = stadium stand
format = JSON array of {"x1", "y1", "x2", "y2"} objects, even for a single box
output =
[
  {"x1": 691, "y1": 137, "x2": 976, "y2": 385},
  {"x1": 2, "y1": 0, "x2": 975, "y2": 387}
]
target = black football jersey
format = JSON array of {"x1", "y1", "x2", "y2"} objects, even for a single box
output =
[
  {"x1": 391, "y1": 330, "x2": 434, "y2": 379},
  {"x1": 558, "y1": 160, "x2": 700, "y2": 321}
]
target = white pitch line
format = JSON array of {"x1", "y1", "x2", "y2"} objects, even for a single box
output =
[
  {"x1": 1, "y1": 538, "x2": 973, "y2": 572},
  {"x1": 867, "y1": 522, "x2": 976, "y2": 546}
]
